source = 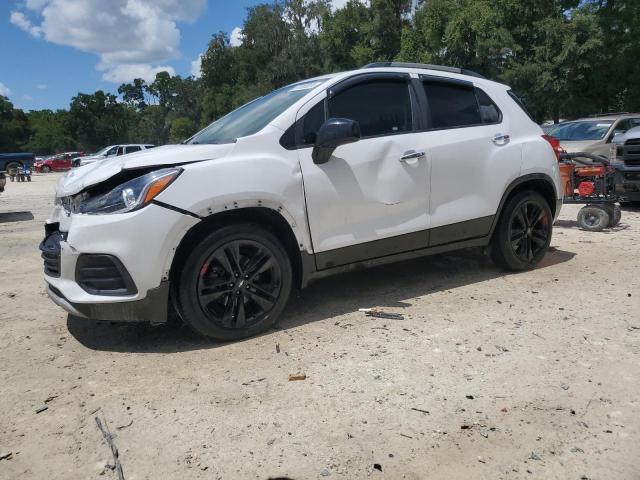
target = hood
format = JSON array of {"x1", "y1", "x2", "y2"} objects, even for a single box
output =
[
  {"x1": 56, "y1": 143, "x2": 235, "y2": 197},
  {"x1": 615, "y1": 126, "x2": 640, "y2": 143},
  {"x1": 558, "y1": 140, "x2": 598, "y2": 153}
]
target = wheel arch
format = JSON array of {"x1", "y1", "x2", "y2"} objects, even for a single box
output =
[
  {"x1": 169, "y1": 207, "x2": 311, "y2": 294},
  {"x1": 489, "y1": 173, "x2": 560, "y2": 238}
]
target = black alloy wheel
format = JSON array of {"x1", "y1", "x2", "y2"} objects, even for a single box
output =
[
  {"x1": 491, "y1": 191, "x2": 553, "y2": 271},
  {"x1": 177, "y1": 224, "x2": 292, "y2": 340},
  {"x1": 197, "y1": 239, "x2": 283, "y2": 329},
  {"x1": 508, "y1": 200, "x2": 550, "y2": 263}
]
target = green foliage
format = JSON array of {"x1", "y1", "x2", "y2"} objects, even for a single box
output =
[
  {"x1": 5, "y1": 0, "x2": 640, "y2": 153},
  {"x1": 0, "y1": 96, "x2": 31, "y2": 152}
]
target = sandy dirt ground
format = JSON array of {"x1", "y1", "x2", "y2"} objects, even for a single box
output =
[{"x1": 0, "y1": 172, "x2": 639, "y2": 480}]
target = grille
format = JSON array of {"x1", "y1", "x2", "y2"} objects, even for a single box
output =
[
  {"x1": 621, "y1": 142, "x2": 640, "y2": 165},
  {"x1": 40, "y1": 231, "x2": 62, "y2": 277},
  {"x1": 75, "y1": 254, "x2": 137, "y2": 296}
]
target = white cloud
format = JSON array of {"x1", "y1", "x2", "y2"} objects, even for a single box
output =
[
  {"x1": 229, "y1": 26, "x2": 243, "y2": 47},
  {"x1": 9, "y1": 0, "x2": 206, "y2": 83},
  {"x1": 99, "y1": 63, "x2": 176, "y2": 84},
  {"x1": 36, "y1": 84, "x2": 48, "y2": 90},
  {"x1": 0, "y1": 82, "x2": 11, "y2": 97},
  {"x1": 10, "y1": 11, "x2": 42, "y2": 37},
  {"x1": 190, "y1": 53, "x2": 203, "y2": 78}
]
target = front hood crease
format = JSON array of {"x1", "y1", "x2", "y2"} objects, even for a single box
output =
[{"x1": 56, "y1": 144, "x2": 235, "y2": 197}]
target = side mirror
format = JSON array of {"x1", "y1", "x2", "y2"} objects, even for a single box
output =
[
  {"x1": 611, "y1": 132, "x2": 625, "y2": 144},
  {"x1": 312, "y1": 118, "x2": 361, "y2": 165}
]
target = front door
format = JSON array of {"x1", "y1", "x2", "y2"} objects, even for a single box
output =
[{"x1": 297, "y1": 74, "x2": 431, "y2": 269}]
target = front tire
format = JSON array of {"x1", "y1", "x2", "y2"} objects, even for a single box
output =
[
  {"x1": 41, "y1": 165, "x2": 51, "y2": 173},
  {"x1": 491, "y1": 191, "x2": 553, "y2": 271},
  {"x1": 176, "y1": 224, "x2": 292, "y2": 341}
]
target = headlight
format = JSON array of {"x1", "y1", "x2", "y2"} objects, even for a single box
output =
[{"x1": 78, "y1": 168, "x2": 181, "y2": 214}]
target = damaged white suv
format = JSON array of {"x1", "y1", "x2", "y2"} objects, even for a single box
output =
[{"x1": 42, "y1": 62, "x2": 563, "y2": 340}]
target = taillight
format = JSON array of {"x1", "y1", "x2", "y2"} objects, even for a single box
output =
[{"x1": 542, "y1": 134, "x2": 565, "y2": 161}]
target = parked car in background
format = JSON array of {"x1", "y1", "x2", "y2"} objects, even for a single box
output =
[
  {"x1": 73, "y1": 144, "x2": 155, "y2": 167},
  {"x1": 611, "y1": 126, "x2": 640, "y2": 203},
  {"x1": 545, "y1": 113, "x2": 640, "y2": 156},
  {"x1": 42, "y1": 62, "x2": 562, "y2": 341},
  {"x1": 0, "y1": 152, "x2": 35, "y2": 176},
  {"x1": 34, "y1": 152, "x2": 85, "y2": 173}
]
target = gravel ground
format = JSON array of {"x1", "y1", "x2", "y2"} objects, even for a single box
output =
[{"x1": 1, "y1": 172, "x2": 639, "y2": 480}]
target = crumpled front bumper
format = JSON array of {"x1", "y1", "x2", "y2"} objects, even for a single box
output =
[{"x1": 42, "y1": 202, "x2": 199, "y2": 323}]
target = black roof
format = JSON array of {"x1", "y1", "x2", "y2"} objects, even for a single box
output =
[{"x1": 361, "y1": 62, "x2": 486, "y2": 79}]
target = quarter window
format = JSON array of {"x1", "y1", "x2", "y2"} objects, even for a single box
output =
[
  {"x1": 328, "y1": 80, "x2": 413, "y2": 137},
  {"x1": 423, "y1": 80, "x2": 481, "y2": 128},
  {"x1": 476, "y1": 88, "x2": 501, "y2": 124}
]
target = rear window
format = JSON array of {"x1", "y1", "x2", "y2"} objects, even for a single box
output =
[{"x1": 423, "y1": 80, "x2": 481, "y2": 128}]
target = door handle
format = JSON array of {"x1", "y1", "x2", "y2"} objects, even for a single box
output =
[
  {"x1": 400, "y1": 150, "x2": 426, "y2": 161},
  {"x1": 492, "y1": 133, "x2": 510, "y2": 145}
]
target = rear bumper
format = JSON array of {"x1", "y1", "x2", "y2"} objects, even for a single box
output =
[{"x1": 46, "y1": 281, "x2": 170, "y2": 323}]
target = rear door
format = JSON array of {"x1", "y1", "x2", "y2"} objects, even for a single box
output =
[
  {"x1": 296, "y1": 73, "x2": 431, "y2": 269},
  {"x1": 418, "y1": 76, "x2": 521, "y2": 245}
]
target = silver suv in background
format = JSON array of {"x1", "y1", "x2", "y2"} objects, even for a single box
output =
[
  {"x1": 73, "y1": 144, "x2": 155, "y2": 167},
  {"x1": 545, "y1": 113, "x2": 640, "y2": 156}
]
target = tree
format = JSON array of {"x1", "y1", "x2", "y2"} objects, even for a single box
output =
[
  {"x1": 0, "y1": 96, "x2": 31, "y2": 152},
  {"x1": 169, "y1": 117, "x2": 198, "y2": 143},
  {"x1": 26, "y1": 109, "x2": 75, "y2": 154}
]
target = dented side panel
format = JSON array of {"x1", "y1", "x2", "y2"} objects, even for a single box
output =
[{"x1": 298, "y1": 131, "x2": 431, "y2": 253}]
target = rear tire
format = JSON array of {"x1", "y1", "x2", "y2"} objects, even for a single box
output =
[
  {"x1": 577, "y1": 206, "x2": 609, "y2": 232},
  {"x1": 606, "y1": 204, "x2": 621, "y2": 228},
  {"x1": 5, "y1": 162, "x2": 21, "y2": 176},
  {"x1": 491, "y1": 190, "x2": 553, "y2": 271},
  {"x1": 176, "y1": 224, "x2": 292, "y2": 341}
]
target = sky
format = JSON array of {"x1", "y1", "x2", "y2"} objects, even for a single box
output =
[{"x1": 0, "y1": 0, "x2": 351, "y2": 111}]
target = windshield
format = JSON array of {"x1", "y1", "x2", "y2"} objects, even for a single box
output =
[
  {"x1": 187, "y1": 79, "x2": 327, "y2": 145},
  {"x1": 546, "y1": 120, "x2": 614, "y2": 141},
  {"x1": 93, "y1": 146, "x2": 112, "y2": 156}
]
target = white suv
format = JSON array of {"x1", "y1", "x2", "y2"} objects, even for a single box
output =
[
  {"x1": 42, "y1": 62, "x2": 563, "y2": 340},
  {"x1": 72, "y1": 144, "x2": 155, "y2": 167}
]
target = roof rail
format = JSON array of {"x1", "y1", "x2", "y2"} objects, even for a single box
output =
[{"x1": 361, "y1": 62, "x2": 486, "y2": 79}]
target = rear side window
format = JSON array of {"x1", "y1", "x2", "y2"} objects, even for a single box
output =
[
  {"x1": 328, "y1": 80, "x2": 413, "y2": 137},
  {"x1": 126, "y1": 146, "x2": 142, "y2": 154},
  {"x1": 423, "y1": 80, "x2": 481, "y2": 128},
  {"x1": 476, "y1": 88, "x2": 501, "y2": 124}
]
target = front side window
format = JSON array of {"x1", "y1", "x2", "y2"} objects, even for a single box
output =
[
  {"x1": 302, "y1": 101, "x2": 325, "y2": 145},
  {"x1": 328, "y1": 80, "x2": 413, "y2": 137},
  {"x1": 106, "y1": 146, "x2": 118, "y2": 156},
  {"x1": 423, "y1": 80, "x2": 481, "y2": 129}
]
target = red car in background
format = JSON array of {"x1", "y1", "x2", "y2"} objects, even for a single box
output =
[{"x1": 34, "y1": 151, "x2": 85, "y2": 173}]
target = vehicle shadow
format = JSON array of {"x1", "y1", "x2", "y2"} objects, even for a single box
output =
[
  {"x1": 0, "y1": 211, "x2": 35, "y2": 223},
  {"x1": 554, "y1": 219, "x2": 630, "y2": 232},
  {"x1": 67, "y1": 247, "x2": 576, "y2": 354}
]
